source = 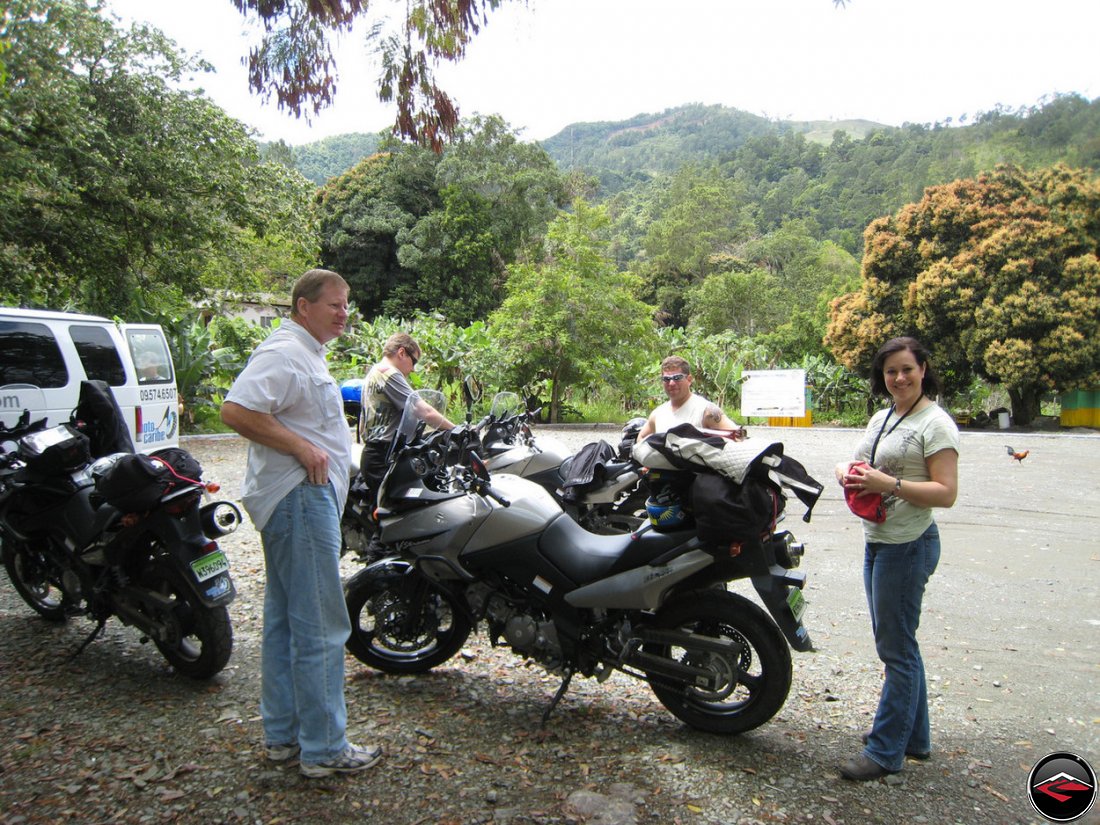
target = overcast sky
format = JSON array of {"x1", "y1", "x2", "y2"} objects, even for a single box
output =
[{"x1": 104, "y1": 0, "x2": 1100, "y2": 145}]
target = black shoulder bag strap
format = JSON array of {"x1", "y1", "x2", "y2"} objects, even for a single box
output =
[{"x1": 869, "y1": 396, "x2": 922, "y2": 465}]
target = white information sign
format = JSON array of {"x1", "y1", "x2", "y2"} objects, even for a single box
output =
[{"x1": 741, "y1": 369, "x2": 806, "y2": 417}]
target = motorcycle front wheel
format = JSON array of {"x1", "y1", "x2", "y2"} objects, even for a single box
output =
[
  {"x1": 644, "y1": 589, "x2": 792, "y2": 734},
  {"x1": 344, "y1": 562, "x2": 472, "y2": 674},
  {"x1": 141, "y1": 564, "x2": 233, "y2": 679},
  {"x1": 2, "y1": 538, "x2": 74, "y2": 622}
]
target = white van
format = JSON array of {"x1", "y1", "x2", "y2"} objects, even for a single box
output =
[{"x1": 0, "y1": 307, "x2": 180, "y2": 452}]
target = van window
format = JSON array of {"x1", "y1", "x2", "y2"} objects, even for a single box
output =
[
  {"x1": 125, "y1": 329, "x2": 174, "y2": 385},
  {"x1": 0, "y1": 321, "x2": 69, "y2": 388},
  {"x1": 69, "y1": 324, "x2": 126, "y2": 386}
]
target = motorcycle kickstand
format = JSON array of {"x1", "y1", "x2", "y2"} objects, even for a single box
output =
[
  {"x1": 541, "y1": 669, "x2": 573, "y2": 727},
  {"x1": 70, "y1": 617, "x2": 107, "y2": 660}
]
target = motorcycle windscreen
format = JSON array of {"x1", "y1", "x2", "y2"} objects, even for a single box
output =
[
  {"x1": 489, "y1": 391, "x2": 522, "y2": 419},
  {"x1": 388, "y1": 388, "x2": 446, "y2": 459}
]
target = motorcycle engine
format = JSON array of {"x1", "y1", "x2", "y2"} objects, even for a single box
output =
[{"x1": 488, "y1": 602, "x2": 563, "y2": 667}]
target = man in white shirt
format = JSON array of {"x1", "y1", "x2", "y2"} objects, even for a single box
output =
[
  {"x1": 221, "y1": 269, "x2": 381, "y2": 779},
  {"x1": 636, "y1": 356, "x2": 739, "y2": 443}
]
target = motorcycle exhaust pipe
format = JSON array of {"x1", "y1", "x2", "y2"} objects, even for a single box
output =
[{"x1": 200, "y1": 501, "x2": 242, "y2": 537}]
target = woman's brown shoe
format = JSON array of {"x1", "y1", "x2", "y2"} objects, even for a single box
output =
[{"x1": 861, "y1": 730, "x2": 931, "y2": 760}]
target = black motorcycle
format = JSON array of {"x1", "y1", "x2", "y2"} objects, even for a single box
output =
[{"x1": 0, "y1": 382, "x2": 240, "y2": 679}]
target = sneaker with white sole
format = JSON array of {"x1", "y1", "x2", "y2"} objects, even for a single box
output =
[
  {"x1": 265, "y1": 742, "x2": 300, "y2": 763},
  {"x1": 300, "y1": 743, "x2": 382, "y2": 778}
]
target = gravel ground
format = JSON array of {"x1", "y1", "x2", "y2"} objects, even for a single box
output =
[{"x1": 2, "y1": 424, "x2": 1098, "y2": 825}]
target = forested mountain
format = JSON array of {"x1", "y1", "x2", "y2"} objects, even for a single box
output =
[
  {"x1": 264, "y1": 132, "x2": 383, "y2": 185},
  {"x1": 538, "y1": 102, "x2": 884, "y2": 194},
  {"x1": 288, "y1": 95, "x2": 1100, "y2": 257}
]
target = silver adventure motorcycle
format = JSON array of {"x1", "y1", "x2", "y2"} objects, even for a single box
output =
[{"x1": 343, "y1": 390, "x2": 822, "y2": 734}]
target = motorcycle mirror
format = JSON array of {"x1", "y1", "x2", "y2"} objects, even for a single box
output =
[
  {"x1": 468, "y1": 450, "x2": 490, "y2": 481},
  {"x1": 463, "y1": 376, "x2": 482, "y2": 405}
]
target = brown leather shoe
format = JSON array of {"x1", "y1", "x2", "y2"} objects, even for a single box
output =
[
  {"x1": 840, "y1": 754, "x2": 896, "y2": 781},
  {"x1": 861, "y1": 730, "x2": 931, "y2": 761}
]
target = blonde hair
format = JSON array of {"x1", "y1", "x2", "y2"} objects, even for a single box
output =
[{"x1": 290, "y1": 269, "x2": 348, "y2": 317}]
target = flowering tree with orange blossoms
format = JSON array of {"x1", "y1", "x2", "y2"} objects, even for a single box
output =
[{"x1": 825, "y1": 163, "x2": 1100, "y2": 425}]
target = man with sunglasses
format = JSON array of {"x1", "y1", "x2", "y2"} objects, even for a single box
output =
[
  {"x1": 636, "y1": 356, "x2": 739, "y2": 443},
  {"x1": 358, "y1": 332, "x2": 455, "y2": 508}
]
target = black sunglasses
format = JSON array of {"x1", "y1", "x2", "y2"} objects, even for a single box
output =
[
  {"x1": 661, "y1": 373, "x2": 687, "y2": 383},
  {"x1": 404, "y1": 347, "x2": 419, "y2": 367}
]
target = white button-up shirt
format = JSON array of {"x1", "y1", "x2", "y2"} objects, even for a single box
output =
[{"x1": 224, "y1": 321, "x2": 351, "y2": 530}]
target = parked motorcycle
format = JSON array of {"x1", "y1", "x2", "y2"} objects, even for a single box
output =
[
  {"x1": 0, "y1": 382, "x2": 240, "y2": 679},
  {"x1": 475, "y1": 391, "x2": 647, "y2": 534},
  {"x1": 343, "y1": 390, "x2": 821, "y2": 734}
]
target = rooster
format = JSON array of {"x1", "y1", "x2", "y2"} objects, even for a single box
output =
[{"x1": 1005, "y1": 445, "x2": 1029, "y2": 463}]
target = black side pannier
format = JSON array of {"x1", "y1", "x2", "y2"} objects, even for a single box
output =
[
  {"x1": 95, "y1": 453, "x2": 170, "y2": 512},
  {"x1": 18, "y1": 424, "x2": 92, "y2": 477},
  {"x1": 691, "y1": 472, "x2": 783, "y2": 548}
]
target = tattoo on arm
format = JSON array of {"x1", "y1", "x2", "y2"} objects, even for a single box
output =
[{"x1": 704, "y1": 406, "x2": 721, "y2": 425}]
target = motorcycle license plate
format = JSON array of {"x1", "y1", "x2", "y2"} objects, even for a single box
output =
[
  {"x1": 191, "y1": 549, "x2": 230, "y2": 583},
  {"x1": 786, "y1": 586, "x2": 806, "y2": 621}
]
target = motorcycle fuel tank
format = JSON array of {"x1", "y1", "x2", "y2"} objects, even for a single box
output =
[
  {"x1": 486, "y1": 435, "x2": 570, "y2": 477},
  {"x1": 379, "y1": 494, "x2": 491, "y2": 548},
  {"x1": 464, "y1": 473, "x2": 562, "y2": 553}
]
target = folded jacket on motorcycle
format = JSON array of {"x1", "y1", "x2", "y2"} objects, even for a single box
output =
[
  {"x1": 633, "y1": 423, "x2": 824, "y2": 521},
  {"x1": 559, "y1": 439, "x2": 616, "y2": 504},
  {"x1": 74, "y1": 379, "x2": 136, "y2": 457}
]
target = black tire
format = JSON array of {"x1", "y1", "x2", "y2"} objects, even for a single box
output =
[
  {"x1": 344, "y1": 562, "x2": 472, "y2": 674},
  {"x1": 2, "y1": 538, "x2": 74, "y2": 622},
  {"x1": 141, "y1": 564, "x2": 233, "y2": 679},
  {"x1": 644, "y1": 590, "x2": 792, "y2": 734}
]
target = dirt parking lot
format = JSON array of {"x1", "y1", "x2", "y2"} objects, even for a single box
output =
[{"x1": 1, "y1": 423, "x2": 1097, "y2": 824}]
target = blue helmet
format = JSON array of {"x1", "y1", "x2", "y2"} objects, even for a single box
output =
[{"x1": 645, "y1": 492, "x2": 690, "y2": 531}]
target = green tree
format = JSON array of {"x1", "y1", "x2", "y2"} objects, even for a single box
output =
[
  {"x1": 315, "y1": 145, "x2": 437, "y2": 320},
  {"x1": 685, "y1": 264, "x2": 779, "y2": 337},
  {"x1": 825, "y1": 164, "x2": 1100, "y2": 424},
  {"x1": 490, "y1": 200, "x2": 657, "y2": 422},
  {"x1": 0, "y1": 0, "x2": 316, "y2": 316},
  {"x1": 315, "y1": 118, "x2": 565, "y2": 323},
  {"x1": 634, "y1": 166, "x2": 754, "y2": 325}
]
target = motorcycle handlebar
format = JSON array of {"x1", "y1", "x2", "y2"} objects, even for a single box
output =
[{"x1": 481, "y1": 483, "x2": 511, "y2": 507}]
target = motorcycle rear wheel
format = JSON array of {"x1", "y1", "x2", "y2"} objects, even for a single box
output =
[
  {"x1": 344, "y1": 562, "x2": 472, "y2": 674},
  {"x1": 141, "y1": 564, "x2": 233, "y2": 679},
  {"x1": 2, "y1": 539, "x2": 74, "y2": 622},
  {"x1": 644, "y1": 590, "x2": 791, "y2": 734}
]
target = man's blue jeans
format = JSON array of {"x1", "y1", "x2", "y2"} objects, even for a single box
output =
[
  {"x1": 259, "y1": 481, "x2": 351, "y2": 763},
  {"x1": 862, "y1": 523, "x2": 941, "y2": 772}
]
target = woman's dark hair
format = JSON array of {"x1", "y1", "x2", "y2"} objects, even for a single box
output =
[{"x1": 869, "y1": 336, "x2": 943, "y2": 398}]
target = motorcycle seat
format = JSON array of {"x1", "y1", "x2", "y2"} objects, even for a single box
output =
[{"x1": 539, "y1": 513, "x2": 696, "y2": 587}]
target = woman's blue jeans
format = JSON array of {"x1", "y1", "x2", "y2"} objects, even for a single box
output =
[
  {"x1": 862, "y1": 523, "x2": 941, "y2": 772},
  {"x1": 259, "y1": 481, "x2": 351, "y2": 763}
]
